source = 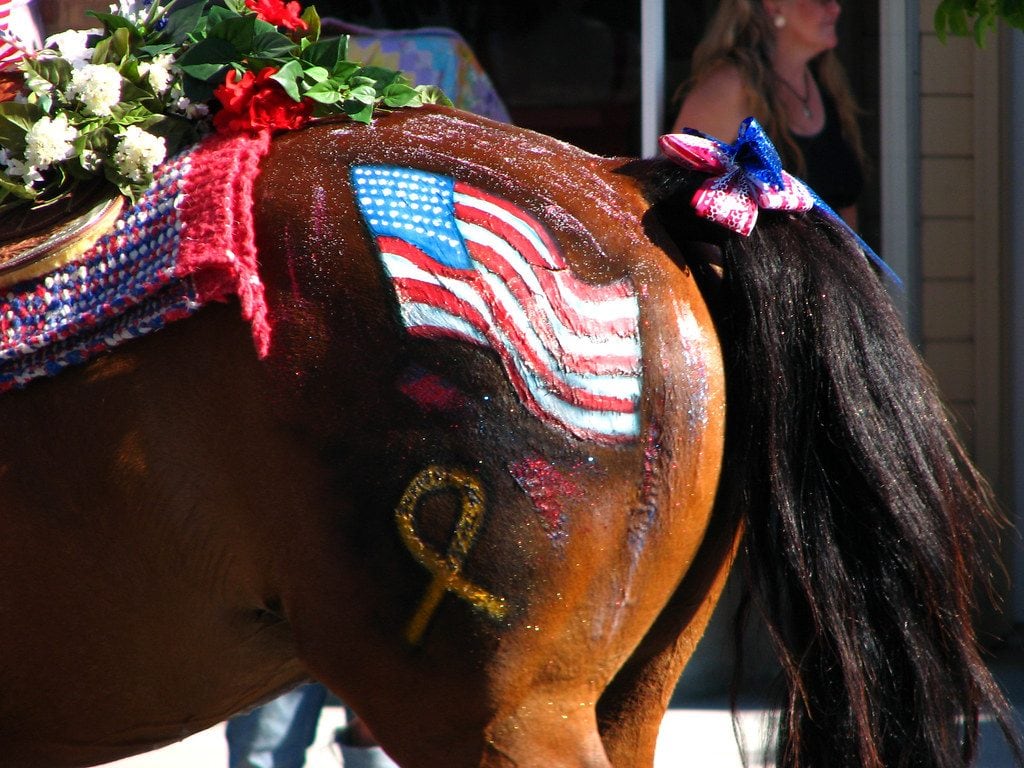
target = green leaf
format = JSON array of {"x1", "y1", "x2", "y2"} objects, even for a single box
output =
[
  {"x1": 120, "y1": 57, "x2": 142, "y2": 81},
  {"x1": 933, "y1": 0, "x2": 1024, "y2": 44},
  {"x1": 181, "y1": 73, "x2": 217, "y2": 103},
  {"x1": 354, "y1": 66, "x2": 405, "y2": 90},
  {"x1": 300, "y1": 6, "x2": 322, "y2": 42},
  {"x1": 332, "y1": 60, "x2": 360, "y2": 80},
  {"x1": 252, "y1": 27, "x2": 299, "y2": 60},
  {"x1": 205, "y1": 5, "x2": 243, "y2": 29},
  {"x1": 23, "y1": 55, "x2": 72, "y2": 91},
  {"x1": 934, "y1": 3, "x2": 951, "y2": 42},
  {"x1": 0, "y1": 101, "x2": 44, "y2": 137},
  {"x1": 0, "y1": 174, "x2": 37, "y2": 200},
  {"x1": 301, "y1": 36, "x2": 345, "y2": 71},
  {"x1": 161, "y1": 0, "x2": 208, "y2": 45},
  {"x1": 121, "y1": 72, "x2": 158, "y2": 103},
  {"x1": 78, "y1": 125, "x2": 116, "y2": 162},
  {"x1": 1003, "y1": 0, "x2": 1024, "y2": 26},
  {"x1": 142, "y1": 113, "x2": 196, "y2": 156},
  {"x1": 86, "y1": 10, "x2": 143, "y2": 38},
  {"x1": 33, "y1": 92, "x2": 55, "y2": 115},
  {"x1": 139, "y1": 43, "x2": 178, "y2": 57},
  {"x1": 346, "y1": 83, "x2": 379, "y2": 105},
  {"x1": 304, "y1": 80, "x2": 344, "y2": 104},
  {"x1": 270, "y1": 59, "x2": 304, "y2": 100},
  {"x1": 342, "y1": 98, "x2": 375, "y2": 123},
  {"x1": 91, "y1": 26, "x2": 135, "y2": 65},
  {"x1": 90, "y1": 35, "x2": 114, "y2": 65},
  {"x1": 110, "y1": 25, "x2": 135, "y2": 62},
  {"x1": 64, "y1": 156, "x2": 99, "y2": 180},
  {"x1": 381, "y1": 83, "x2": 421, "y2": 108},
  {"x1": 208, "y1": 15, "x2": 257, "y2": 55},
  {"x1": 302, "y1": 65, "x2": 330, "y2": 83},
  {"x1": 414, "y1": 84, "x2": 452, "y2": 107},
  {"x1": 176, "y1": 36, "x2": 237, "y2": 82},
  {"x1": 111, "y1": 99, "x2": 157, "y2": 123}
]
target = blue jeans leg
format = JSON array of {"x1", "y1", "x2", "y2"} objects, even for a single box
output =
[{"x1": 226, "y1": 683, "x2": 329, "y2": 768}]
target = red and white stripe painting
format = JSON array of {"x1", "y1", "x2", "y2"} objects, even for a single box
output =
[
  {"x1": 0, "y1": 0, "x2": 36, "y2": 71},
  {"x1": 351, "y1": 164, "x2": 643, "y2": 444}
]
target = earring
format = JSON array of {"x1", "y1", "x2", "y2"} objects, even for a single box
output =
[{"x1": 774, "y1": 14, "x2": 786, "y2": 28}]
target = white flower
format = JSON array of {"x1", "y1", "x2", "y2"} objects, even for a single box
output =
[
  {"x1": 113, "y1": 125, "x2": 166, "y2": 182},
  {"x1": 3, "y1": 158, "x2": 43, "y2": 185},
  {"x1": 23, "y1": 113, "x2": 78, "y2": 170},
  {"x1": 0, "y1": 148, "x2": 40, "y2": 184},
  {"x1": 66, "y1": 63, "x2": 123, "y2": 116},
  {"x1": 80, "y1": 149, "x2": 101, "y2": 171},
  {"x1": 44, "y1": 29, "x2": 100, "y2": 69},
  {"x1": 109, "y1": 0, "x2": 155, "y2": 25},
  {"x1": 174, "y1": 95, "x2": 209, "y2": 120},
  {"x1": 138, "y1": 53, "x2": 175, "y2": 95}
]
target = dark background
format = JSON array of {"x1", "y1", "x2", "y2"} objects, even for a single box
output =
[{"x1": 313, "y1": 0, "x2": 880, "y2": 249}]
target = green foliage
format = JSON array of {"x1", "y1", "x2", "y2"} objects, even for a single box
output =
[
  {"x1": 0, "y1": 0, "x2": 450, "y2": 212},
  {"x1": 935, "y1": 0, "x2": 1024, "y2": 45}
]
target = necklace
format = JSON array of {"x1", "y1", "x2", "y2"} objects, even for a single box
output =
[{"x1": 777, "y1": 68, "x2": 813, "y2": 120}]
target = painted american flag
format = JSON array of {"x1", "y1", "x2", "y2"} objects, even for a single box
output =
[
  {"x1": 351, "y1": 164, "x2": 643, "y2": 444},
  {"x1": 0, "y1": 0, "x2": 35, "y2": 71}
]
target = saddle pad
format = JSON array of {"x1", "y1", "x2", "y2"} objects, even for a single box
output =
[{"x1": 0, "y1": 130, "x2": 272, "y2": 393}]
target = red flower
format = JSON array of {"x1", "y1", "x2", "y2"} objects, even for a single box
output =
[
  {"x1": 213, "y1": 67, "x2": 313, "y2": 134},
  {"x1": 244, "y1": 0, "x2": 308, "y2": 31}
]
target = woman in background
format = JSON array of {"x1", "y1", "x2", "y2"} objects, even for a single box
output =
[{"x1": 673, "y1": 0, "x2": 865, "y2": 227}]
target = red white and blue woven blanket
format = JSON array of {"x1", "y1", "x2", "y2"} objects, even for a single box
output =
[{"x1": 0, "y1": 131, "x2": 272, "y2": 392}]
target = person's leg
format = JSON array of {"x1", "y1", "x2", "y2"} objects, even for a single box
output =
[{"x1": 227, "y1": 683, "x2": 329, "y2": 768}]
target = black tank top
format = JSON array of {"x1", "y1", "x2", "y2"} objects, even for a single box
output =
[{"x1": 791, "y1": 94, "x2": 864, "y2": 210}]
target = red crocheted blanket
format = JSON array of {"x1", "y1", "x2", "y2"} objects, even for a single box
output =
[
  {"x1": 0, "y1": 129, "x2": 274, "y2": 391},
  {"x1": 177, "y1": 129, "x2": 273, "y2": 356}
]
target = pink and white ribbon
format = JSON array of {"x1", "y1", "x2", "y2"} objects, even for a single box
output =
[{"x1": 659, "y1": 117, "x2": 814, "y2": 237}]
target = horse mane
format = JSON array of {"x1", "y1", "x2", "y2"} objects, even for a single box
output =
[{"x1": 634, "y1": 158, "x2": 1024, "y2": 767}]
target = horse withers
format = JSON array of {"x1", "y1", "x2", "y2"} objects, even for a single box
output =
[{"x1": 0, "y1": 106, "x2": 1017, "y2": 768}]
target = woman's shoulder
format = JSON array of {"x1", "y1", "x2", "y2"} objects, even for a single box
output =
[
  {"x1": 672, "y1": 62, "x2": 750, "y2": 138},
  {"x1": 687, "y1": 61, "x2": 749, "y2": 103},
  {"x1": 698, "y1": 61, "x2": 747, "y2": 88}
]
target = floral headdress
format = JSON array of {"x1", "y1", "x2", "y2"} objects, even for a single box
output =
[{"x1": 0, "y1": 0, "x2": 449, "y2": 211}]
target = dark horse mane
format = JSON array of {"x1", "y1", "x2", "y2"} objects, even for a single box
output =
[{"x1": 636, "y1": 159, "x2": 1023, "y2": 767}]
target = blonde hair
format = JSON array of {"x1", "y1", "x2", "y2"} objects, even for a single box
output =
[{"x1": 678, "y1": 0, "x2": 866, "y2": 177}]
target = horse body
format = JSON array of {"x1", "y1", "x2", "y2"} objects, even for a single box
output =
[
  {"x1": 0, "y1": 108, "x2": 730, "y2": 767},
  {"x1": 1, "y1": 105, "x2": 1018, "y2": 768}
]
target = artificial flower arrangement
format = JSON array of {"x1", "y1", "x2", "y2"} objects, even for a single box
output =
[{"x1": 0, "y1": 0, "x2": 449, "y2": 212}]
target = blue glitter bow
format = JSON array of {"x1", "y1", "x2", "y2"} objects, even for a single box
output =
[{"x1": 660, "y1": 117, "x2": 899, "y2": 285}]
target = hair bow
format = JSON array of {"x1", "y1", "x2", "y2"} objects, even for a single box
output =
[
  {"x1": 659, "y1": 117, "x2": 899, "y2": 284},
  {"x1": 659, "y1": 117, "x2": 812, "y2": 237}
]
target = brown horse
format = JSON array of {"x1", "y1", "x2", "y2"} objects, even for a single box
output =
[{"x1": 0, "y1": 106, "x2": 1017, "y2": 768}]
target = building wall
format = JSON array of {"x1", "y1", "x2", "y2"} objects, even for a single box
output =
[
  {"x1": 917, "y1": 1, "x2": 1013, "y2": 630},
  {"x1": 35, "y1": 0, "x2": 95, "y2": 36},
  {"x1": 918, "y1": 0, "x2": 1004, "y2": 494}
]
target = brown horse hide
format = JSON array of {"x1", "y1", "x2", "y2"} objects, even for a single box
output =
[{"x1": 0, "y1": 107, "x2": 729, "y2": 767}]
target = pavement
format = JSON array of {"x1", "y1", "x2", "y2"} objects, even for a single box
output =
[
  {"x1": 94, "y1": 699, "x2": 1024, "y2": 768},
  {"x1": 98, "y1": 633, "x2": 1024, "y2": 768},
  {"x1": 97, "y1": 704, "x2": 772, "y2": 768}
]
